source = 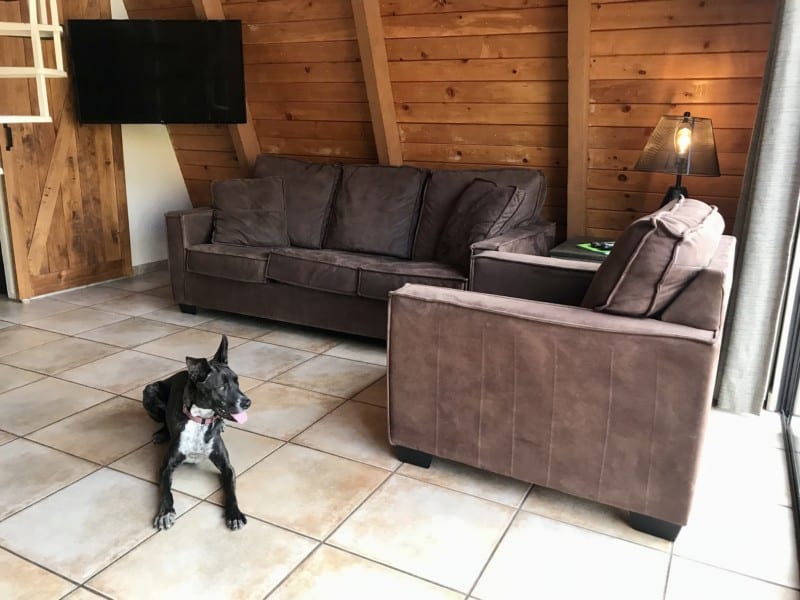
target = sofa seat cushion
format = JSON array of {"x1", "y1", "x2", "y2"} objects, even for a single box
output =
[
  {"x1": 267, "y1": 247, "x2": 396, "y2": 296},
  {"x1": 582, "y1": 197, "x2": 725, "y2": 317},
  {"x1": 186, "y1": 244, "x2": 270, "y2": 283},
  {"x1": 359, "y1": 261, "x2": 467, "y2": 301}
]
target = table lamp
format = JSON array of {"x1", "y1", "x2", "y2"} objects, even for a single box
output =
[{"x1": 634, "y1": 112, "x2": 720, "y2": 207}]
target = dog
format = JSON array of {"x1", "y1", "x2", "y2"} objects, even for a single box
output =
[{"x1": 143, "y1": 335, "x2": 251, "y2": 531}]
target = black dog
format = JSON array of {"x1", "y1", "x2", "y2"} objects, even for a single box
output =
[{"x1": 143, "y1": 335, "x2": 251, "y2": 531}]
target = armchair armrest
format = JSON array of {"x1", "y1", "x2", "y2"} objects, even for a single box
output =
[
  {"x1": 470, "y1": 218, "x2": 555, "y2": 257},
  {"x1": 165, "y1": 208, "x2": 213, "y2": 303},
  {"x1": 471, "y1": 250, "x2": 599, "y2": 305}
]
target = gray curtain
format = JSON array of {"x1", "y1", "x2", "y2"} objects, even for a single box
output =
[{"x1": 717, "y1": 0, "x2": 800, "y2": 414}]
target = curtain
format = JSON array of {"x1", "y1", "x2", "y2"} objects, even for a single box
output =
[{"x1": 716, "y1": 0, "x2": 800, "y2": 414}]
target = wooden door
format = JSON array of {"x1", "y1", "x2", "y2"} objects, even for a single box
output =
[{"x1": 0, "y1": 0, "x2": 131, "y2": 299}]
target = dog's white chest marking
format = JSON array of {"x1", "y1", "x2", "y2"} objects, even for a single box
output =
[{"x1": 178, "y1": 407, "x2": 215, "y2": 464}]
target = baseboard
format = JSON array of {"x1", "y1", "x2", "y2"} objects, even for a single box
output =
[{"x1": 132, "y1": 260, "x2": 168, "y2": 276}]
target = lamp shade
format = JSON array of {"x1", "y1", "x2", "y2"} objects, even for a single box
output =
[{"x1": 634, "y1": 114, "x2": 720, "y2": 177}]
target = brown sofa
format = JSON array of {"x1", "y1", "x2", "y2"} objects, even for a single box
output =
[
  {"x1": 166, "y1": 155, "x2": 555, "y2": 339},
  {"x1": 387, "y1": 199, "x2": 734, "y2": 540}
]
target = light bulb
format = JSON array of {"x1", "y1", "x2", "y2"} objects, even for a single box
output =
[{"x1": 675, "y1": 125, "x2": 692, "y2": 154}]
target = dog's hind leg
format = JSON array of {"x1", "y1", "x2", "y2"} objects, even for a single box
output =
[
  {"x1": 143, "y1": 381, "x2": 170, "y2": 443},
  {"x1": 210, "y1": 439, "x2": 247, "y2": 530}
]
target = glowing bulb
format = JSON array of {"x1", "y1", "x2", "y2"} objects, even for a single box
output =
[{"x1": 675, "y1": 125, "x2": 692, "y2": 154}]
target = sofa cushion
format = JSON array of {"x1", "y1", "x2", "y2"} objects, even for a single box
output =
[
  {"x1": 324, "y1": 164, "x2": 427, "y2": 259},
  {"x1": 358, "y1": 261, "x2": 467, "y2": 301},
  {"x1": 435, "y1": 178, "x2": 525, "y2": 273},
  {"x1": 210, "y1": 177, "x2": 289, "y2": 247},
  {"x1": 186, "y1": 244, "x2": 270, "y2": 283},
  {"x1": 267, "y1": 247, "x2": 396, "y2": 296},
  {"x1": 581, "y1": 197, "x2": 725, "y2": 317},
  {"x1": 253, "y1": 155, "x2": 341, "y2": 249},
  {"x1": 414, "y1": 167, "x2": 546, "y2": 260}
]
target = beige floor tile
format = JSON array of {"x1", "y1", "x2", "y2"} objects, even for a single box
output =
[
  {"x1": 227, "y1": 341, "x2": 314, "y2": 380},
  {"x1": 141, "y1": 305, "x2": 217, "y2": 327},
  {"x1": 0, "y1": 298, "x2": 76, "y2": 324},
  {"x1": 88, "y1": 502, "x2": 315, "y2": 600},
  {"x1": 271, "y1": 545, "x2": 462, "y2": 600},
  {"x1": 273, "y1": 355, "x2": 385, "y2": 399},
  {"x1": 257, "y1": 325, "x2": 342, "y2": 353},
  {"x1": 0, "y1": 439, "x2": 97, "y2": 520},
  {"x1": 142, "y1": 284, "x2": 174, "y2": 299},
  {"x1": 59, "y1": 350, "x2": 183, "y2": 394},
  {"x1": 0, "y1": 378, "x2": 113, "y2": 435},
  {"x1": 134, "y1": 328, "x2": 246, "y2": 361},
  {"x1": 104, "y1": 270, "x2": 171, "y2": 292},
  {"x1": 0, "y1": 431, "x2": 15, "y2": 446},
  {"x1": 111, "y1": 427, "x2": 282, "y2": 498},
  {"x1": 2, "y1": 337, "x2": 120, "y2": 375},
  {"x1": 0, "y1": 548, "x2": 75, "y2": 600},
  {"x1": 29, "y1": 397, "x2": 154, "y2": 464},
  {"x1": 215, "y1": 444, "x2": 388, "y2": 539},
  {"x1": 55, "y1": 286, "x2": 133, "y2": 307},
  {"x1": 352, "y1": 376, "x2": 386, "y2": 407},
  {"x1": 78, "y1": 317, "x2": 183, "y2": 348},
  {"x1": 0, "y1": 326, "x2": 63, "y2": 358},
  {"x1": 295, "y1": 401, "x2": 399, "y2": 469},
  {"x1": 520, "y1": 487, "x2": 671, "y2": 551},
  {"x1": 665, "y1": 556, "x2": 800, "y2": 600},
  {"x1": 399, "y1": 458, "x2": 530, "y2": 508},
  {"x1": 325, "y1": 339, "x2": 387, "y2": 366},
  {"x1": 473, "y1": 512, "x2": 669, "y2": 600},
  {"x1": 94, "y1": 293, "x2": 173, "y2": 317},
  {"x1": 199, "y1": 314, "x2": 276, "y2": 339},
  {"x1": 26, "y1": 307, "x2": 129, "y2": 335},
  {"x1": 0, "y1": 319, "x2": 12, "y2": 329},
  {"x1": 232, "y1": 382, "x2": 343, "y2": 440},
  {"x1": 63, "y1": 587, "x2": 104, "y2": 599},
  {"x1": 330, "y1": 475, "x2": 514, "y2": 592},
  {"x1": 0, "y1": 364, "x2": 43, "y2": 394},
  {"x1": 674, "y1": 501, "x2": 799, "y2": 588},
  {"x1": 0, "y1": 469, "x2": 197, "y2": 582}
]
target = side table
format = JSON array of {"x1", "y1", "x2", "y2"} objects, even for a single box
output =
[{"x1": 550, "y1": 236, "x2": 613, "y2": 263}]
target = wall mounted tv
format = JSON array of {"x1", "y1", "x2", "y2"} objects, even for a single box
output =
[{"x1": 68, "y1": 19, "x2": 246, "y2": 124}]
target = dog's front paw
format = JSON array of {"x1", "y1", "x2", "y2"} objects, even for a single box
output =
[
  {"x1": 151, "y1": 426, "x2": 169, "y2": 444},
  {"x1": 225, "y1": 507, "x2": 247, "y2": 531},
  {"x1": 154, "y1": 509, "x2": 176, "y2": 530}
]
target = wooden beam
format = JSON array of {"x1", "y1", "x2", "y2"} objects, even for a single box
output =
[
  {"x1": 192, "y1": 0, "x2": 260, "y2": 172},
  {"x1": 567, "y1": 0, "x2": 590, "y2": 237},
  {"x1": 351, "y1": 0, "x2": 402, "y2": 165}
]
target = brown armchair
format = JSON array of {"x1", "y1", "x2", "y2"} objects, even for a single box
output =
[{"x1": 387, "y1": 234, "x2": 735, "y2": 541}]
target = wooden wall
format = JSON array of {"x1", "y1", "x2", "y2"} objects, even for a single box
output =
[{"x1": 584, "y1": 0, "x2": 774, "y2": 237}]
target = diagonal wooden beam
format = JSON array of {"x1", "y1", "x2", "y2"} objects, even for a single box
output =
[
  {"x1": 192, "y1": 0, "x2": 260, "y2": 172},
  {"x1": 351, "y1": 0, "x2": 402, "y2": 166},
  {"x1": 567, "y1": 0, "x2": 591, "y2": 236}
]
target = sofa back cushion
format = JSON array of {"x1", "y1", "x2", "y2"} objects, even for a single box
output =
[
  {"x1": 253, "y1": 154, "x2": 341, "y2": 249},
  {"x1": 324, "y1": 164, "x2": 427, "y2": 259},
  {"x1": 581, "y1": 197, "x2": 725, "y2": 317},
  {"x1": 211, "y1": 177, "x2": 289, "y2": 247},
  {"x1": 413, "y1": 167, "x2": 546, "y2": 260},
  {"x1": 435, "y1": 178, "x2": 525, "y2": 273}
]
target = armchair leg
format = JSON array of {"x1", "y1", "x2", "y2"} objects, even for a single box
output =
[
  {"x1": 394, "y1": 445, "x2": 432, "y2": 468},
  {"x1": 179, "y1": 303, "x2": 197, "y2": 315},
  {"x1": 628, "y1": 512, "x2": 682, "y2": 541}
]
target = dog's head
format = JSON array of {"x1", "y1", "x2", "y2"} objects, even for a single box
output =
[{"x1": 185, "y1": 335, "x2": 250, "y2": 423}]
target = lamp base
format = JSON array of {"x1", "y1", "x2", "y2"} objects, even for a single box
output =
[{"x1": 660, "y1": 186, "x2": 688, "y2": 208}]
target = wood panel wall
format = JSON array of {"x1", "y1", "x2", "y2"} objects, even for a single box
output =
[{"x1": 584, "y1": 0, "x2": 775, "y2": 238}]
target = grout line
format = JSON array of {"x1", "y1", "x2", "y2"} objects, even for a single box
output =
[
  {"x1": 662, "y1": 552, "x2": 674, "y2": 600},
  {"x1": 0, "y1": 544, "x2": 85, "y2": 589}
]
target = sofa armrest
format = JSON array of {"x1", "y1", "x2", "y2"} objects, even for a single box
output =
[
  {"x1": 470, "y1": 218, "x2": 556, "y2": 257},
  {"x1": 165, "y1": 208, "x2": 213, "y2": 303},
  {"x1": 470, "y1": 250, "x2": 599, "y2": 304}
]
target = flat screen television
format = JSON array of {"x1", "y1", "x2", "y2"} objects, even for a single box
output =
[{"x1": 67, "y1": 19, "x2": 246, "y2": 124}]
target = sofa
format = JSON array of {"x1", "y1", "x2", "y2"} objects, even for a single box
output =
[
  {"x1": 166, "y1": 155, "x2": 555, "y2": 339},
  {"x1": 387, "y1": 198, "x2": 734, "y2": 540}
]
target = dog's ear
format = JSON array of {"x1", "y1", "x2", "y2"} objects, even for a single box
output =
[
  {"x1": 186, "y1": 356, "x2": 211, "y2": 383},
  {"x1": 213, "y1": 335, "x2": 228, "y2": 364}
]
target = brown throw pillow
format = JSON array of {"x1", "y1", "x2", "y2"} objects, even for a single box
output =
[
  {"x1": 435, "y1": 178, "x2": 525, "y2": 273},
  {"x1": 581, "y1": 197, "x2": 725, "y2": 317},
  {"x1": 211, "y1": 177, "x2": 289, "y2": 247}
]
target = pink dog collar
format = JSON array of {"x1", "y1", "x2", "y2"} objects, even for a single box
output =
[{"x1": 182, "y1": 405, "x2": 219, "y2": 425}]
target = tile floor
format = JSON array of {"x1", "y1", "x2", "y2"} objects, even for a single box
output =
[{"x1": 0, "y1": 268, "x2": 798, "y2": 599}]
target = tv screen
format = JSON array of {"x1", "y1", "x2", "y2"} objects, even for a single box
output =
[{"x1": 68, "y1": 19, "x2": 246, "y2": 124}]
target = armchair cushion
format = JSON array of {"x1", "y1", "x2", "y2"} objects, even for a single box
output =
[
  {"x1": 210, "y1": 177, "x2": 289, "y2": 247},
  {"x1": 582, "y1": 197, "x2": 725, "y2": 317}
]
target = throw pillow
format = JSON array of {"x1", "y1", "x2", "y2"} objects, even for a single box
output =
[
  {"x1": 211, "y1": 177, "x2": 289, "y2": 247},
  {"x1": 581, "y1": 197, "x2": 725, "y2": 317},
  {"x1": 435, "y1": 178, "x2": 525, "y2": 273}
]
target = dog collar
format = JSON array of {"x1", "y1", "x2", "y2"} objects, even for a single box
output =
[{"x1": 182, "y1": 405, "x2": 219, "y2": 425}]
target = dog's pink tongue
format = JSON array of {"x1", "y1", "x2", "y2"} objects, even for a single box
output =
[{"x1": 231, "y1": 411, "x2": 248, "y2": 424}]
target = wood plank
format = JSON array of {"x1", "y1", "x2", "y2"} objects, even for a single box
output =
[
  {"x1": 351, "y1": 0, "x2": 401, "y2": 165},
  {"x1": 247, "y1": 81, "x2": 368, "y2": 103},
  {"x1": 399, "y1": 123, "x2": 568, "y2": 147},
  {"x1": 223, "y1": 0, "x2": 352, "y2": 23},
  {"x1": 588, "y1": 148, "x2": 746, "y2": 175},
  {"x1": 110, "y1": 124, "x2": 132, "y2": 276},
  {"x1": 242, "y1": 19, "x2": 356, "y2": 44},
  {"x1": 60, "y1": 133, "x2": 86, "y2": 268},
  {"x1": 590, "y1": 0, "x2": 775, "y2": 31},
  {"x1": 589, "y1": 78, "x2": 764, "y2": 105},
  {"x1": 588, "y1": 126, "x2": 753, "y2": 153},
  {"x1": 586, "y1": 169, "x2": 742, "y2": 197},
  {"x1": 396, "y1": 102, "x2": 568, "y2": 126},
  {"x1": 258, "y1": 136, "x2": 377, "y2": 159},
  {"x1": 171, "y1": 134, "x2": 236, "y2": 152},
  {"x1": 385, "y1": 32, "x2": 566, "y2": 60},
  {"x1": 246, "y1": 62, "x2": 364, "y2": 83},
  {"x1": 76, "y1": 123, "x2": 104, "y2": 267},
  {"x1": 181, "y1": 164, "x2": 249, "y2": 181},
  {"x1": 586, "y1": 227, "x2": 622, "y2": 239},
  {"x1": 393, "y1": 81, "x2": 567, "y2": 104},
  {"x1": 243, "y1": 40, "x2": 360, "y2": 64},
  {"x1": 567, "y1": 0, "x2": 590, "y2": 236},
  {"x1": 176, "y1": 150, "x2": 242, "y2": 168},
  {"x1": 123, "y1": 0, "x2": 192, "y2": 10},
  {"x1": 586, "y1": 205, "x2": 736, "y2": 235},
  {"x1": 402, "y1": 142, "x2": 566, "y2": 167},
  {"x1": 254, "y1": 119, "x2": 373, "y2": 141},
  {"x1": 382, "y1": 7, "x2": 567, "y2": 38},
  {"x1": 185, "y1": 179, "x2": 212, "y2": 207},
  {"x1": 167, "y1": 124, "x2": 229, "y2": 136},
  {"x1": 389, "y1": 58, "x2": 567, "y2": 82},
  {"x1": 126, "y1": 6, "x2": 196, "y2": 19},
  {"x1": 95, "y1": 127, "x2": 122, "y2": 263},
  {"x1": 250, "y1": 101, "x2": 372, "y2": 122},
  {"x1": 590, "y1": 53, "x2": 768, "y2": 80},
  {"x1": 589, "y1": 104, "x2": 758, "y2": 129},
  {"x1": 586, "y1": 189, "x2": 738, "y2": 214},
  {"x1": 380, "y1": 0, "x2": 567, "y2": 15},
  {"x1": 591, "y1": 23, "x2": 772, "y2": 55},
  {"x1": 30, "y1": 259, "x2": 129, "y2": 297}
]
